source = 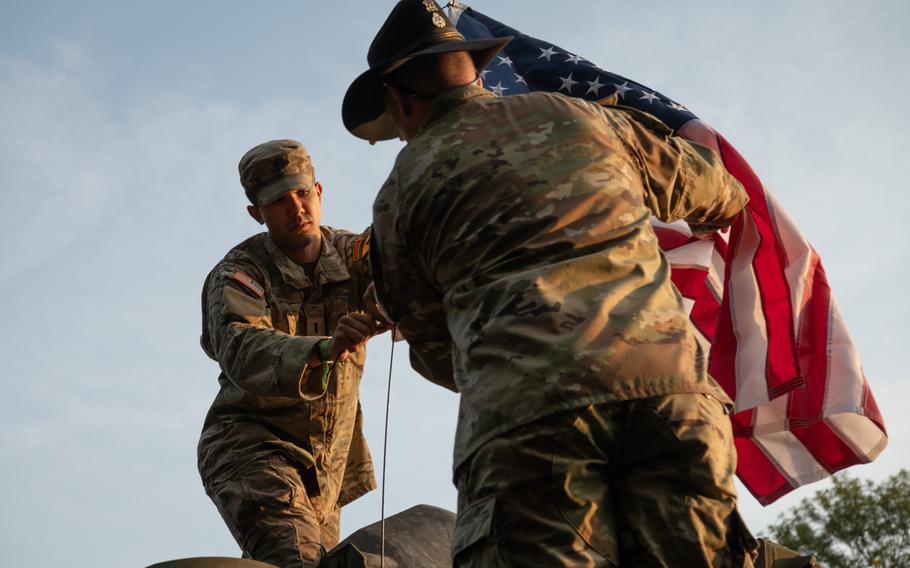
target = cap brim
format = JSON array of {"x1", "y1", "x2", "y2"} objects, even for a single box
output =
[
  {"x1": 342, "y1": 36, "x2": 512, "y2": 142},
  {"x1": 256, "y1": 174, "x2": 315, "y2": 206}
]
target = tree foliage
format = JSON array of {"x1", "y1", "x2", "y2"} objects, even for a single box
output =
[{"x1": 766, "y1": 470, "x2": 910, "y2": 567}]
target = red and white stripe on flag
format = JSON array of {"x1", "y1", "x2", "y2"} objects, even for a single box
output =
[{"x1": 658, "y1": 119, "x2": 888, "y2": 504}]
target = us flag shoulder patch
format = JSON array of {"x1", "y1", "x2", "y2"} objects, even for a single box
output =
[{"x1": 230, "y1": 270, "x2": 265, "y2": 297}]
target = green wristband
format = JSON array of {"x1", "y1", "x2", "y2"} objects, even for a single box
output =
[{"x1": 317, "y1": 338, "x2": 331, "y2": 362}]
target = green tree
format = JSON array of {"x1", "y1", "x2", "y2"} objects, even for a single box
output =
[{"x1": 766, "y1": 470, "x2": 910, "y2": 567}]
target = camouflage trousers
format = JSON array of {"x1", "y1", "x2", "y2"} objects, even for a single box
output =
[
  {"x1": 452, "y1": 394, "x2": 758, "y2": 567},
  {"x1": 205, "y1": 454, "x2": 341, "y2": 568}
]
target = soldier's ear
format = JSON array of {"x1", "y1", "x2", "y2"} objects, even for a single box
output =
[
  {"x1": 384, "y1": 85, "x2": 419, "y2": 141},
  {"x1": 385, "y1": 85, "x2": 412, "y2": 120},
  {"x1": 315, "y1": 181, "x2": 324, "y2": 201},
  {"x1": 247, "y1": 205, "x2": 264, "y2": 225}
]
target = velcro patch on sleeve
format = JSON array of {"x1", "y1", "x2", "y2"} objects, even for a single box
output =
[
  {"x1": 230, "y1": 271, "x2": 265, "y2": 297},
  {"x1": 352, "y1": 231, "x2": 371, "y2": 263}
]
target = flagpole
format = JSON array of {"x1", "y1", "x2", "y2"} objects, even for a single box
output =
[{"x1": 446, "y1": 1, "x2": 465, "y2": 25}]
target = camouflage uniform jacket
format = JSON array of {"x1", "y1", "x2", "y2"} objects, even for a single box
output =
[
  {"x1": 371, "y1": 84, "x2": 748, "y2": 470},
  {"x1": 198, "y1": 226, "x2": 376, "y2": 508}
]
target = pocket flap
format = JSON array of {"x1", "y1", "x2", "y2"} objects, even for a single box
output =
[{"x1": 452, "y1": 494, "x2": 496, "y2": 557}]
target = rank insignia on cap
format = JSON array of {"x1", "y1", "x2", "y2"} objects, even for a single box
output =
[
  {"x1": 230, "y1": 271, "x2": 265, "y2": 297},
  {"x1": 422, "y1": 0, "x2": 437, "y2": 11},
  {"x1": 432, "y1": 12, "x2": 446, "y2": 27}
]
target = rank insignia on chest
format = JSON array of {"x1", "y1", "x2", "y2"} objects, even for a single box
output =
[{"x1": 230, "y1": 270, "x2": 265, "y2": 297}]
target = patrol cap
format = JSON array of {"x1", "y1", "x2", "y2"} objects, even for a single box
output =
[{"x1": 238, "y1": 139, "x2": 315, "y2": 206}]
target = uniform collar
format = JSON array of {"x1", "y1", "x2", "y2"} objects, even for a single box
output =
[
  {"x1": 419, "y1": 83, "x2": 494, "y2": 134},
  {"x1": 265, "y1": 228, "x2": 350, "y2": 290}
]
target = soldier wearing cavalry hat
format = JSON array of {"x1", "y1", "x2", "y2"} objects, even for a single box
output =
[{"x1": 347, "y1": 1, "x2": 758, "y2": 566}]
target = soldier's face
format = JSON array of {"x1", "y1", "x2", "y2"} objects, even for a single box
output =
[{"x1": 248, "y1": 182, "x2": 323, "y2": 260}]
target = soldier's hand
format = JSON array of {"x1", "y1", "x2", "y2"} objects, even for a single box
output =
[
  {"x1": 363, "y1": 282, "x2": 393, "y2": 330},
  {"x1": 328, "y1": 312, "x2": 383, "y2": 361}
]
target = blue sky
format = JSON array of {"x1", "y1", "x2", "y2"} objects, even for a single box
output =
[{"x1": 1, "y1": 1, "x2": 907, "y2": 565}]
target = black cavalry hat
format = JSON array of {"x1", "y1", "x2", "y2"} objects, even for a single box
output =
[{"x1": 342, "y1": 0, "x2": 511, "y2": 142}]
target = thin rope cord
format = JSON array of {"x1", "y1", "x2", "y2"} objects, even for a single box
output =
[{"x1": 380, "y1": 325, "x2": 396, "y2": 568}]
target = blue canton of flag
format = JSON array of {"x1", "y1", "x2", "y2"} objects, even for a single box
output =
[{"x1": 452, "y1": 5, "x2": 697, "y2": 132}]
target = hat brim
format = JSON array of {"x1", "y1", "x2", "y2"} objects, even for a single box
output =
[
  {"x1": 342, "y1": 36, "x2": 512, "y2": 142},
  {"x1": 256, "y1": 174, "x2": 315, "y2": 206}
]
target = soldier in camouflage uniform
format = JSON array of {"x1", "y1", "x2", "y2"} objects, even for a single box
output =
[
  {"x1": 342, "y1": 2, "x2": 758, "y2": 566},
  {"x1": 198, "y1": 139, "x2": 380, "y2": 568}
]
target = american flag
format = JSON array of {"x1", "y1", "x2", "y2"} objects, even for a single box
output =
[{"x1": 451, "y1": 3, "x2": 887, "y2": 505}]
